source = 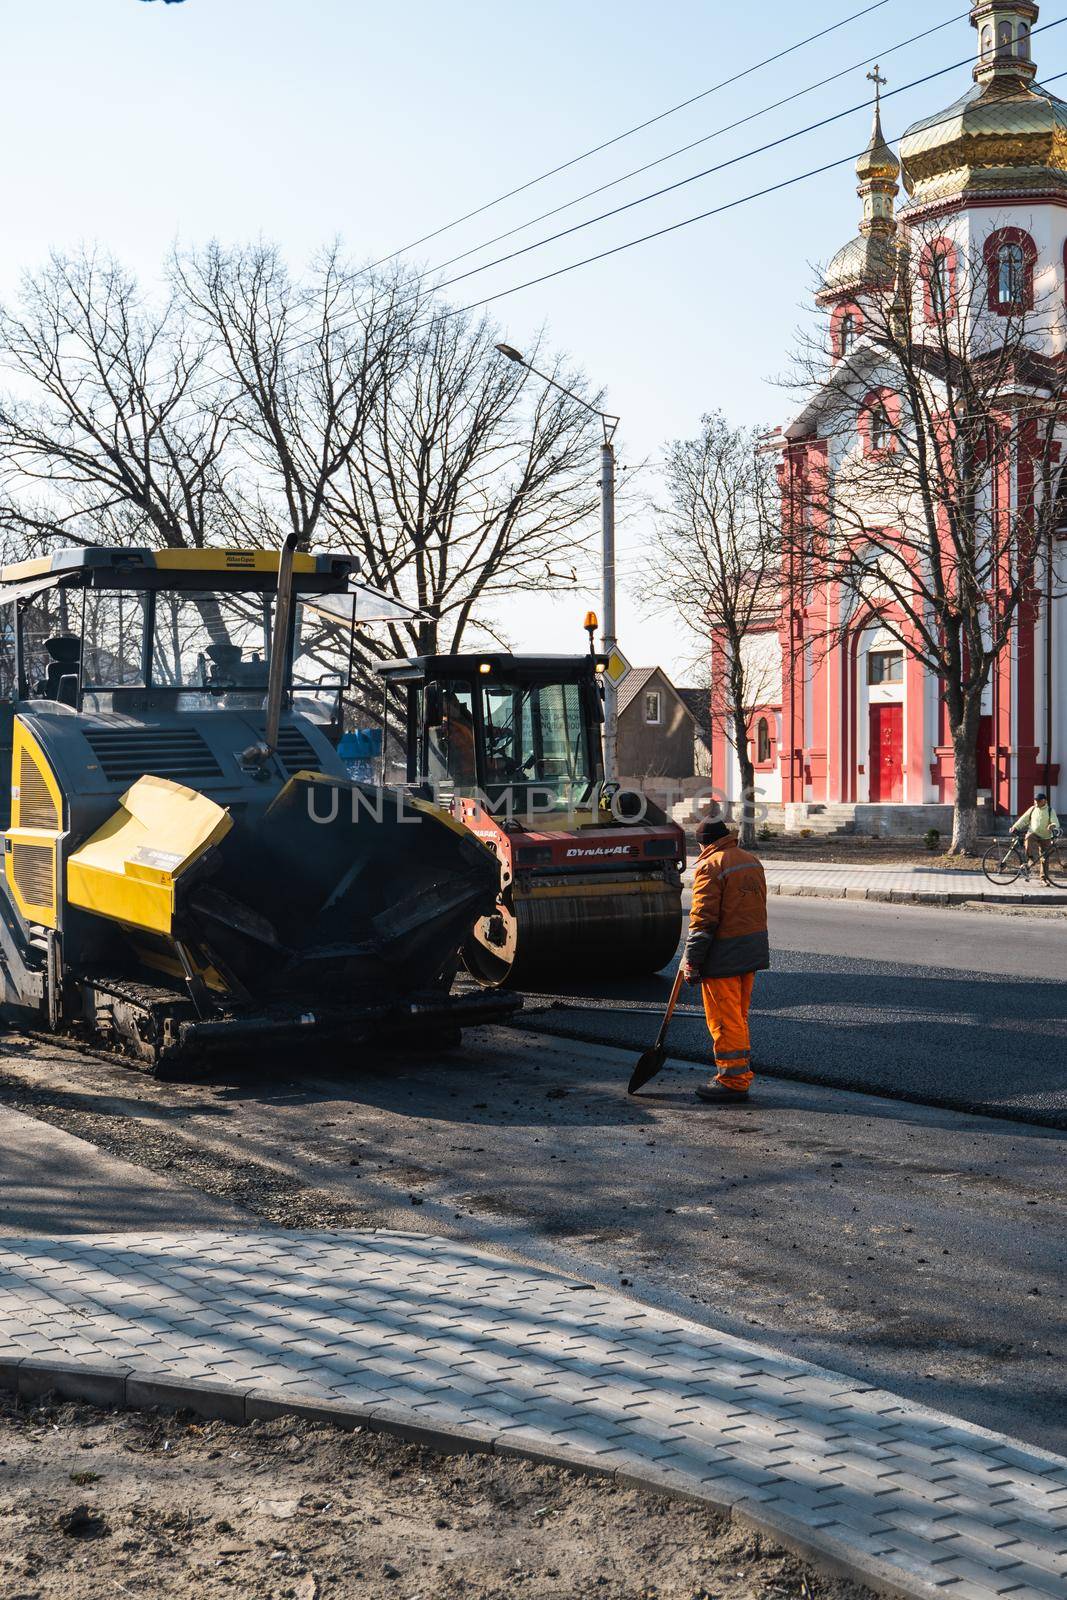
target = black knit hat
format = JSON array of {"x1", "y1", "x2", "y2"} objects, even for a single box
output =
[{"x1": 696, "y1": 816, "x2": 731, "y2": 848}]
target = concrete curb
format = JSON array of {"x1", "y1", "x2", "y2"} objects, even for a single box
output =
[
  {"x1": 767, "y1": 881, "x2": 1067, "y2": 907},
  {"x1": 0, "y1": 1354, "x2": 980, "y2": 1600}
]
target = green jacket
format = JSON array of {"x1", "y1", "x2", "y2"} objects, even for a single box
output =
[{"x1": 1013, "y1": 804, "x2": 1060, "y2": 840}]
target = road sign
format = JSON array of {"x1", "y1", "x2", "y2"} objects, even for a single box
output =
[{"x1": 605, "y1": 646, "x2": 631, "y2": 688}]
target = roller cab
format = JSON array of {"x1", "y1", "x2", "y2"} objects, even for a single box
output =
[
  {"x1": 0, "y1": 547, "x2": 515, "y2": 1070},
  {"x1": 378, "y1": 652, "x2": 685, "y2": 986}
]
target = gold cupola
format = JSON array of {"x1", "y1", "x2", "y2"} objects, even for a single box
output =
[
  {"x1": 819, "y1": 68, "x2": 901, "y2": 301},
  {"x1": 899, "y1": 2, "x2": 1067, "y2": 209}
]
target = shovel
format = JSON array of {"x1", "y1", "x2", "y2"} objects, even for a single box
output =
[{"x1": 627, "y1": 965, "x2": 687, "y2": 1095}]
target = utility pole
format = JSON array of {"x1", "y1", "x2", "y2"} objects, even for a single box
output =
[
  {"x1": 1046, "y1": 509, "x2": 1055, "y2": 801},
  {"x1": 600, "y1": 433, "x2": 618, "y2": 781},
  {"x1": 495, "y1": 343, "x2": 621, "y2": 779}
]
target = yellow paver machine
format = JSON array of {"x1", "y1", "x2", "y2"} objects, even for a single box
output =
[{"x1": 0, "y1": 542, "x2": 517, "y2": 1072}]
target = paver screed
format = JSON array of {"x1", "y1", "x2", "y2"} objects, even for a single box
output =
[{"x1": 0, "y1": 1231, "x2": 1064, "y2": 1600}]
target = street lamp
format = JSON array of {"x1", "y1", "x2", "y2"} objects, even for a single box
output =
[{"x1": 495, "y1": 342, "x2": 622, "y2": 781}]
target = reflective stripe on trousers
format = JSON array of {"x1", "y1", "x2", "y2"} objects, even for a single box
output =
[{"x1": 700, "y1": 972, "x2": 756, "y2": 1093}]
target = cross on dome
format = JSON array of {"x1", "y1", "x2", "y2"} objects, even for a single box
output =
[
  {"x1": 855, "y1": 66, "x2": 900, "y2": 235},
  {"x1": 866, "y1": 64, "x2": 887, "y2": 108}
]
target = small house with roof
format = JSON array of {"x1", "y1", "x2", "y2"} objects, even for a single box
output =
[{"x1": 617, "y1": 666, "x2": 696, "y2": 781}]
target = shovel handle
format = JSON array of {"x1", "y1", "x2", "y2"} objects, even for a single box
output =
[{"x1": 654, "y1": 965, "x2": 687, "y2": 1050}]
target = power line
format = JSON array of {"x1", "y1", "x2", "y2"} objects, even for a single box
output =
[
  {"x1": 201, "y1": 14, "x2": 1066, "y2": 381},
  {"x1": 363, "y1": 0, "x2": 895, "y2": 271},
  {"x1": 61, "y1": 22, "x2": 1067, "y2": 413},
  {"x1": 240, "y1": 7, "x2": 969, "y2": 355},
  {"x1": 424, "y1": 10, "x2": 973, "y2": 283},
  {"x1": 236, "y1": 12, "x2": 1067, "y2": 358},
  {"x1": 449, "y1": 58, "x2": 1067, "y2": 320},
  {"x1": 426, "y1": 47, "x2": 1009, "y2": 302}
]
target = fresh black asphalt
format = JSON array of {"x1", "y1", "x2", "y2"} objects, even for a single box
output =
[{"x1": 514, "y1": 898, "x2": 1067, "y2": 1127}]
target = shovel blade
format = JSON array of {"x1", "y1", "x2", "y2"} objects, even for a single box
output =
[{"x1": 628, "y1": 1045, "x2": 667, "y2": 1096}]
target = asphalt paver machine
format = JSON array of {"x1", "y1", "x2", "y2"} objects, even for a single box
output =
[
  {"x1": 0, "y1": 544, "x2": 515, "y2": 1071},
  {"x1": 377, "y1": 651, "x2": 685, "y2": 985}
]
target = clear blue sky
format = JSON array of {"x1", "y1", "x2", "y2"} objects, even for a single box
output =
[{"x1": 3, "y1": 0, "x2": 1053, "y2": 673}]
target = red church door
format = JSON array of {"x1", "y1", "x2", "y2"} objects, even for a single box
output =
[
  {"x1": 869, "y1": 704, "x2": 903, "y2": 802},
  {"x1": 977, "y1": 714, "x2": 993, "y2": 792}
]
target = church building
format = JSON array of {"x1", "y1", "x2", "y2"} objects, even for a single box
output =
[{"x1": 713, "y1": 1, "x2": 1066, "y2": 828}]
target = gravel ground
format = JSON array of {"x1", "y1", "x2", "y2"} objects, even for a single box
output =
[
  {"x1": 2, "y1": 1022, "x2": 1064, "y2": 1454},
  {"x1": 0, "y1": 1393, "x2": 869, "y2": 1600},
  {"x1": 0, "y1": 1059, "x2": 382, "y2": 1233}
]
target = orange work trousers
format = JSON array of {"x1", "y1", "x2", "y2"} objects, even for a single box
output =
[{"x1": 700, "y1": 972, "x2": 756, "y2": 1092}]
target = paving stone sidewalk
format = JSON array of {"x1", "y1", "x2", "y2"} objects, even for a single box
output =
[
  {"x1": 1, "y1": 1231, "x2": 1065, "y2": 1600},
  {"x1": 760, "y1": 862, "x2": 1067, "y2": 906}
]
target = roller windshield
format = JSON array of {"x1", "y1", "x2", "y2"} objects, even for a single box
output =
[{"x1": 481, "y1": 681, "x2": 593, "y2": 794}]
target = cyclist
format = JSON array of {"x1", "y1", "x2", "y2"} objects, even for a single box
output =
[{"x1": 1010, "y1": 791, "x2": 1060, "y2": 885}]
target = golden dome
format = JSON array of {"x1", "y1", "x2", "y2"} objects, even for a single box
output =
[
  {"x1": 856, "y1": 107, "x2": 901, "y2": 185},
  {"x1": 818, "y1": 233, "x2": 898, "y2": 303},
  {"x1": 900, "y1": 79, "x2": 1067, "y2": 206},
  {"x1": 899, "y1": 3, "x2": 1067, "y2": 207},
  {"x1": 819, "y1": 92, "x2": 900, "y2": 302}
]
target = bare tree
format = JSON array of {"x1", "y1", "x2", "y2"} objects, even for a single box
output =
[
  {"x1": 0, "y1": 249, "x2": 238, "y2": 555},
  {"x1": 172, "y1": 243, "x2": 405, "y2": 553},
  {"x1": 787, "y1": 220, "x2": 1067, "y2": 853},
  {"x1": 0, "y1": 245, "x2": 602, "y2": 711},
  {"x1": 319, "y1": 282, "x2": 602, "y2": 662},
  {"x1": 641, "y1": 413, "x2": 780, "y2": 848}
]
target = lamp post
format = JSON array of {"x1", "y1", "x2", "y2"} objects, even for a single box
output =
[{"x1": 495, "y1": 342, "x2": 622, "y2": 781}]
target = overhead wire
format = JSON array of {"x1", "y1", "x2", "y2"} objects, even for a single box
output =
[
  {"x1": 362, "y1": 0, "x2": 895, "y2": 271},
  {"x1": 218, "y1": 8, "x2": 983, "y2": 372},
  {"x1": 252, "y1": 13, "x2": 1067, "y2": 351},
  {"x1": 229, "y1": 12, "x2": 1067, "y2": 364},
  {"x1": 82, "y1": 17, "x2": 1067, "y2": 411},
  {"x1": 422, "y1": 9, "x2": 974, "y2": 282},
  {"x1": 445, "y1": 55, "x2": 1067, "y2": 318},
  {"x1": 423, "y1": 15, "x2": 1067, "y2": 307}
]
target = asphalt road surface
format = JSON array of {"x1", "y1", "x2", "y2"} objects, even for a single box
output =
[
  {"x1": 514, "y1": 898, "x2": 1067, "y2": 1127},
  {"x1": 0, "y1": 1014, "x2": 1063, "y2": 1456}
]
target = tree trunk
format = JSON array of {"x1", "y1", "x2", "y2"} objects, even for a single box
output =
[
  {"x1": 731, "y1": 705, "x2": 757, "y2": 849},
  {"x1": 949, "y1": 696, "x2": 982, "y2": 855}
]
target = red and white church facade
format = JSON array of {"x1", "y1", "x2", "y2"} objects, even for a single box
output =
[{"x1": 712, "y1": 1, "x2": 1066, "y2": 827}]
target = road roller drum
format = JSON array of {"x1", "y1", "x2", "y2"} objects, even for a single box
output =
[{"x1": 463, "y1": 867, "x2": 683, "y2": 987}]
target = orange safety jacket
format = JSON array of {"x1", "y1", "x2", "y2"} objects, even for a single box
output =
[{"x1": 685, "y1": 834, "x2": 770, "y2": 979}]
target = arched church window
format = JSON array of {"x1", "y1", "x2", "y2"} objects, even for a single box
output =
[
  {"x1": 840, "y1": 312, "x2": 856, "y2": 355},
  {"x1": 980, "y1": 23, "x2": 993, "y2": 56},
  {"x1": 756, "y1": 717, "x2": 771, "y2": 764},
  {"x1": 997, "y1": 241, "x2": 1026, "y2": 306},
  {"x1": 1018, "y1": 22, "x2": 1030, "y2": 58},
  {"x1": 985, "y1": 228, "x2": 1035, "y2": 313},
  {"x1": 931, "y1": 249, "x2": 951, "y2": 315},
  {"x1": 998, "y1": 20, "x2": 1013, "y2": 51},
  {"x1": 870, "y1": 401, "x2": 893, "y2": 452}
]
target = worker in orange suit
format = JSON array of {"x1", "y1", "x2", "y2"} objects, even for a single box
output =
[{"x1": 682, "y1": 815, "x2": 770, "y2": 1104}]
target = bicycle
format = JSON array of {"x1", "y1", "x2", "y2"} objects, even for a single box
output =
[{"x1": 981, "y1": 829, "x2": 1067, "y2": 888}]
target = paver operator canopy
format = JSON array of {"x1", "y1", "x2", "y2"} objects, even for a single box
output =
[
  {"x1": 378, "y1": 651, "x2": 685, "y2": 985},
  {"x1": 0, "y1": 546, "x2": 513, "y2": 1069}
]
